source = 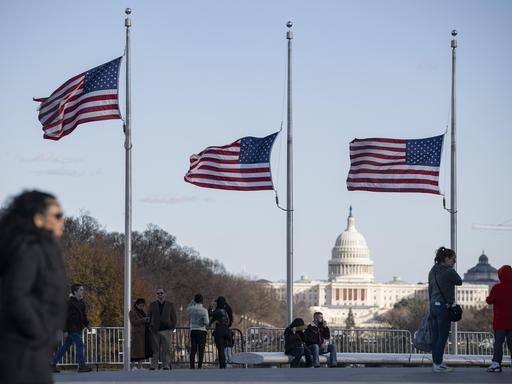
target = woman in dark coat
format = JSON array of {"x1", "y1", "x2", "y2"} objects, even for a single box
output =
[
  {"x1": 129, "y1": 298, "x2": 152, "y2": 369},
  {"x1": 209, "y1": 297, "x2": 232, "y2": 368},
  {"x1": 0, "y1": 190, "x2": 67, "y2": 384}
]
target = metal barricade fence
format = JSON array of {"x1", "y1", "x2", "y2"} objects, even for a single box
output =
[
  {"x1": 246, "y1": 327, "x2": 413, "y2": 354},
  {"x1": 456, "y1": 331, "x2": 509, "y2": 356},
  {"x1": 55, "y1": 327, "x2": 508, "y2": 367},
  {"x1": 56, "y1": 327, "x2": 244, "y2": 368},
  {"x1": 245, "y1": 327, "x2": 508, "y2": 356}
]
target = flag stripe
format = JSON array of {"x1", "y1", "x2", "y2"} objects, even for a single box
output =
[
  {"x1": 347, "y1": 185, "x2": 440, "y2": 194},
  {"x1": 184, "y1": 179, "x2": 274, "y2": 191},
  {"x1": 192, "y1": 164, "x2": 271, "y2": 173},
  {"x1": 43, "y1": 115, "x2": 120, "y2": 141}
]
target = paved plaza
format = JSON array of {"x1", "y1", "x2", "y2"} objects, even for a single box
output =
[{"x1": 54, "y1": 367, "x2": 511, "y2": 384}]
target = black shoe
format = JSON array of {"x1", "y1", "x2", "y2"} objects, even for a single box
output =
[
  {"x1": 149, "y1": 367, "x2": 156, "y2": 370},
  {"x1": 162, "y1": 367, "x2": 170, "y2": 370},
  {"x1": 50, "y1": 364, "x2": 60, "y2": 373},
  {"x1": 77, "y1": 366, "x2": 92, "y2": 373}
]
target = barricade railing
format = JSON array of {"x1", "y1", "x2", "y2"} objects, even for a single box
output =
[
  {"x1": 246, "y1": 327, "x2": 508, "y2": 356},
  {"x1": 56, "y1": 327, "x2": 244, "y2": 368},
  {"x1": 55, "y1": 327, "x2": 508, "y2": 368},
  {"x1": 246, "y1": 327, "x2": 412, "y2": 354},
  {"x1": 456, "y1": 331, "x2": 509, "y2": 356}
]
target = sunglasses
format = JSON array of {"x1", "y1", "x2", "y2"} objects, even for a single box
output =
[
  {"x1": 156, "y1": 292, "x2": 164, "y2": 295},
  {"x1": 50, "y1": 212, "x2": 64, "y2": 220}
]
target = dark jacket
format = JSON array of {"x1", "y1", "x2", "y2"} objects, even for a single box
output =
[
  {"x1": 305, "y1": 321, "x2": 331, "y2": 346},
  {"x1": 428, "y1": 264, "x2": 462, "y2": 304},
  {"x1": 209, "y1": 307, "x2": 230, "y2": 337},
  {"x1": 284, "y1": 319, "x2": 306, "y2": 354},
  {"x1": 65, "y1": 296, "x2": 89, "y2": 333},
  {"x1": 214, "y1": 297, "x2": 233, "y2": 327},
  {"x1": 486, "y1": 265, "x2": 512, "y2": 330},
  {"x1": 0, "y1": 236, "x2": 67, "y2": 384},
  {"x1": 148, "y1": 300, "x2": 177, "y2": 332}
]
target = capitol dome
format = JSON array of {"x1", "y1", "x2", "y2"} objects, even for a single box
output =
[{"x1": 328, "y1": 207, "x2": 374, "y2": 282}]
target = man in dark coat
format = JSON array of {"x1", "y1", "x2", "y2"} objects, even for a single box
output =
[
  {"x1": 305, "y1": 312, "x2": 337, "y2": 367},
  {"x1": 284, "y1": 318, "x2": 312, "y2": 368},
  {"x1": 148, "y1": 288, "x2": 177, "y2": 370},
  {"x1": 0, "y1": 191, "x2": 67, "y2": 384},
  {"x1": 51, "y1": 284, "x2": 92, "y2": 372}
]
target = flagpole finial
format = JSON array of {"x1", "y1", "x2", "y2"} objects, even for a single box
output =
[
  {"x1": 451, "y1": 29, "x2": 457, "y2": 48},
  {"x1": 125, "y1": 8, "x2": 132, "y2": 27}
]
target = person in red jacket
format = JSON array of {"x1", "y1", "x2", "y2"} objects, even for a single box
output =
[{"x1": 486, "y1": 265, "x2": 512, "y2": 373}]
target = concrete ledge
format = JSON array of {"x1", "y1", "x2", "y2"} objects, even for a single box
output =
[{"x1": 232, "y1": 352, "x2": 512, "y2": 367}]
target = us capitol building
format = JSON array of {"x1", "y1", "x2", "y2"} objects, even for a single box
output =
[{"x1": 268, "y1": 207, "x2": 491, "y2": 327}]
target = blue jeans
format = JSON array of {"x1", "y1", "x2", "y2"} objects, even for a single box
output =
[
  {"x1": 52, "y1": 332, "x2": 85, "y2": 367},
  {"x1": 309, "y1": 343, "x2": 337, "y2": 367},
  {"x1": 430, "y1": 303, "x2": 450, "y2": 365}
]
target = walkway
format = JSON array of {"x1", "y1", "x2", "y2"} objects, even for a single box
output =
[{"x1": 54, "y1": 366, "x2": 511, "y2": 384}]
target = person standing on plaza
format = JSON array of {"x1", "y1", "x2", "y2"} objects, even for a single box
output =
[
  {"x1": 284, "y1": 318, "x2": 312, "y2": 368},
  {"x1": 186, "y1": 293, "x2": 209, "y2": 369},
  {"x1": 51, "y1": 283, "x2": 93, "y2": 372},
  {"x1": 428, "y1": 246, "x2": 462, "y2": 373},
  {"x1": 305, "y1": 312, "x2": 337, "y2": 367},
  {"x1": 129, "y1": 298, "x2": 152, "y2": 370},
  {"x1": 0, "y1": 190, "x2": 67, "y2": 384},
  {"x1": 213, "y1": 296, "x2": 234, "y2": 367},
  {"x1": 209, "y1": 297, "x2": 231, "y2": 368},
  {"x1": 486, "y1": 264, "x2": 512, "y2": 373},
  {"x1": 148, "y1": 288, "x2": 176, "y2": 370}
]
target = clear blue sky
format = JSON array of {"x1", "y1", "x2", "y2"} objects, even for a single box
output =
[{"x1": 1, "y1": 0, "x2": 510, "y2": 284}]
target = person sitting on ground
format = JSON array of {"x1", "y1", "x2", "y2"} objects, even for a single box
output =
[
  {"x1": 486, "y1": 264, "x2": 512, "y2": 373},
  {"x1": 284, "y1": 318, "x2": 312, "y2": 368},
  {"x1": 305, "y1": 312, "x2": 337, "y2": 367}
]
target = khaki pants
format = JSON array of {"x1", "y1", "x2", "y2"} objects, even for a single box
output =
[{"x1": 151, "y1": 330, "x2": 172, "y2": 369}]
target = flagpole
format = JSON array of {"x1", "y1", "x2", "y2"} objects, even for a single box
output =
[
  {"x1": 123, "y1": 7, "x2": 132, "y2": 371},
  {"x1": 450, "y1": 29, "x2": 458, "y2": 355},
  {"x1": 286, "y1": 21, "x2": 294, "y2": 324}
]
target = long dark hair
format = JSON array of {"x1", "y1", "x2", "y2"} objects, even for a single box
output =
[{"x1": 0, "y1": 190, "x2": 57, "y2": 265}]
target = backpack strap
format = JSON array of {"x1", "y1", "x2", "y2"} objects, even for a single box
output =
[{"x1": 434, "y1": 270, "x2": 449, "y2": 305}]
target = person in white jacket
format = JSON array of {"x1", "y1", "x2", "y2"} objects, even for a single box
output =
[{"x1": 186, "y1": 294, "x2": 209, "y2": 369}]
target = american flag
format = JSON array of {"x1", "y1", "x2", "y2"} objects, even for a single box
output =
[
  {"x1": 184, "y1": 132, "x2": 279, "y2": 191},
  {"x1": 346, "y1": 134, "x2": 444, "y2": 194},
  {"x1": 34, "y1": 57, "x2": 122, "y2": 140}
]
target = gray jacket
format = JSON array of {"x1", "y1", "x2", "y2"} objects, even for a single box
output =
[
  {"x1": 186, "y1": 301, "x2": 209, "y2": 331},
  {"x1": 428, "y1": 264, "x2": 462, "y2": 305}
]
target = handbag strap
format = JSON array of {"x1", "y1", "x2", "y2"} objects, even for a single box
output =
[{"x1": 433, "y1": 270, "x2": 450, "y2": 305}]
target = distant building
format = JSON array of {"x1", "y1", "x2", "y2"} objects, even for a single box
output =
[
  {"x1": 268, "y1": 207, "x2": 489, "y2": 327},
  {"x1": 463, "y1": 251, "x2": 499, "y2": 286}
]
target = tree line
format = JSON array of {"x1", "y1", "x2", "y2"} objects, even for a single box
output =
[
  {"x1": 379, "y1": 298, "x2": 493, "y2": 333},
  {"x1": 61, "y1": 213, "x2": 311, "y2": 329}
]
